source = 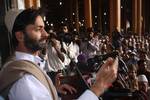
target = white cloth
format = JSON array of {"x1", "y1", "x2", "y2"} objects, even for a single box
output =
[
  {"x1": 9, "y1": 74, "x2": 53, "y2": 100},
  {"x1": 80, "y1": 41, "x2": 98, "y2": 59},
  {"x1": 78, "y1": 90, "x2": 99, "y2": 100},
  {"x1": 138, "y1": 74, "x2": 148, "y2": 82},
  {"x1": 8, "y1": 51, "x2": 52, "y2": 100},
  {"x1": 45, "y1": 44, "x2": 65, "y2": 72},
  {"x1": 62, "y1": 42, "x2": 80, "y2": 63},
  {"x1": 8, "y1": 51, "x2": 99, "y2": 100},
  {"x1": 15, "y1": 51, "x2": 46, "y2": 70}
]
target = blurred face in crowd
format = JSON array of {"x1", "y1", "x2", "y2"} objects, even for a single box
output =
[
  {"x1": 23, "y1": 16, "x2": 48, "y2": 52},
  {"x1": 129, "y1": 70, "x2": 137, "y2": 80},
  {"x1": 140, "y1": 52, "x2": 147, "y2": 60},
  {"x1": 63, "y1": 26, "x2": 68, "y2": 33},
  {"x1": 128, "y1": 64, "x2": 137, "y2": 80},
  {"x1": 138, "y1": 81, "x2": 148, "y2": 93},
  {"x1": 138, "y1": 61, "x2": 147, "y2": 71}
]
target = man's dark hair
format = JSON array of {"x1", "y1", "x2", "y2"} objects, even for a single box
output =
[
  {"x1": 12, "y1": 8, "x2": 44, "y2": 49},
  {"x1": 60, "y1": 23, "x2": 68, "y2": 31}
]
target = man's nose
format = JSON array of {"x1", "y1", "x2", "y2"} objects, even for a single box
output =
[{"x1": 42, "y1": 29, "x2": 49, "y2": 38}]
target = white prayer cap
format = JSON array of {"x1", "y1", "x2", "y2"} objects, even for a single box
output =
[
  {"x1": 131, "y1": 51, "x2": 136, "y2": 55},
  {"x1": 5, "y1": 9, "x2": 23, "y2": 33},
  {"x1": 128, "y1": 50, "x2": 132, "y2": 53},
  {"x1": 138, "y1": 75, "x2": 148, "y2": 82}
]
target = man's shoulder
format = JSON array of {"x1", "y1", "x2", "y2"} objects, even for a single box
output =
[
  {"x1": 11, "y1": 74, "x2": 43, "y2": 87},
  {"x1": 9, "y1": 74, "x2": 50, "y2": 100}
]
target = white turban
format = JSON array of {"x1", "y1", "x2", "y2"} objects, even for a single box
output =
[{"x1": 138, "y1": 75, "x2": 148, "y2": 82}]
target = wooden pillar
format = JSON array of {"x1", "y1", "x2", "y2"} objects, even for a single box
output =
[
  {"x1": 32, "y1": 0, "x2": 41, "y2": 8},
  {"x1": 36, "y1": 0, "x2": 41, "y2": 8},
  {"x1": 84, "y1": 0, "x2": 92, "y2": 28},
  {"x1": 132, "y1": 0, "x2": 142, "y2": 36},
  {"x1": 142, "y1": 0, "x2": 145, "y2": 34},
  {"x1": 110, "y1": 0, "x2": 121, "y2": 33},
  {"x1": 24, "y1": 0, "x2": 40, "y2": 9},
  {"x1": 137, "y1": 0, "x2": 142, "y2": 36},
  {"x1": 24, "y1": 0, "x2": 34, "y2": 8}
]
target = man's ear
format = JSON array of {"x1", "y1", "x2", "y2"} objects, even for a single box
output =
[{"x1": 15, "y1": 31, "x2": 24, "y2": 42}]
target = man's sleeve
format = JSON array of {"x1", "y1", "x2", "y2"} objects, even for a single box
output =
[
  {"x1": 8, "y1": 74, "x2": 52, "y2": 100},
  {"x1": 78, "y1": 89, "x2": 99, "y2": 100}
]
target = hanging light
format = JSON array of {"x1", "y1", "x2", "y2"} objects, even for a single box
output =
[
  {"x1": 46, "y1": 21, "x2": 49, "y2": 24},
  {"x1": 65, "y1": 18, "x2": 68, "y2": 21},
  {"x1": 59, "y1": 1, "x2": 62, "y2": 6},
  {"x1": 50, "y1": 23, "x2": 53, "y2": 27},
  {"x1": 43, "y1": 16, "x2": 46, "y2": 21},
  {"x1": 104, "y1": 12, "x2": 107, "y2": 16},
  {"x1": 74, "y1": 29, "x2": 77, "y2": 31}
]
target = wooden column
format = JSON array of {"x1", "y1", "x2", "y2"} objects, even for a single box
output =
[
  {"x1": 132, "y1": 0, "x2": 142, "y2": 36},
  {"x1": 137, "y1": 0, "x2": 142, "y2": 36},
  {"x1": 142, "y1": 0, "x2": 145, "y2": 34},
  {"x1": 110, "y1": 0, "x2": 121, "y2": 33},
  {"x1": 24, "y1": 0, "x2": 34, "y2": 8},
  {"x1": 36, "y1": 0, "x2": 41, "y2": 8},
  {"x1": 84, "y1": 0, "x2": 92, "y2": 28}
]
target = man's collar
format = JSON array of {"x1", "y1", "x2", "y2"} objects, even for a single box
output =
[{"x1": 15, "y1": 51, "x2": 45, "y2": 69}]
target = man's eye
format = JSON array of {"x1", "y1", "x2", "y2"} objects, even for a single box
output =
[{"x1": 35, "y1": 28, "x2": 42, "y2": 31}]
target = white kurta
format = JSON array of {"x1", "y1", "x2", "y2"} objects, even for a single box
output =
[
  {"x1": 8, "y1": 51, "x2": 98, "y2": 100},
  {"x1": 45, "y1": 44, "x2": 65, "y2": 72}
]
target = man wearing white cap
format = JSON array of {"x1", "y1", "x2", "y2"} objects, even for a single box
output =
[{"x1": 138, "y1": 74, "x2": 150, "y2": 99}]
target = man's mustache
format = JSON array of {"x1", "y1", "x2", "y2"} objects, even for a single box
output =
[{"x1": 40, "y1": 35, "x2": 50, "y2": 42}]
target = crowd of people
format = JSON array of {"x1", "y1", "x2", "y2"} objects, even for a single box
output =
[
  {"x1": 46, "y1": 23, "x2": 150, "y2": 99},
  {"x1": 0, "y1": 8, "x2": 150, "y2": 100}
]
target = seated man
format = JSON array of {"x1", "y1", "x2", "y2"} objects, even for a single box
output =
[{"x1": 138, "y1": 74, "x2": 150, "y2": 99}]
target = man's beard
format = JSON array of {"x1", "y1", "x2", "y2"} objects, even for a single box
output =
[{"x1": 24, "y1": 32, "x2": 47, "y2": 52}]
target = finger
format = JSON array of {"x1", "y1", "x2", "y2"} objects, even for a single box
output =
[
  {"x1": 110, "y1": 57, "x2": 118, "y2": 77},
  {"x1": 70, "y1": 86, "x2": 77, "y2": 93},
  {"x1": 112, "y1": 57, "x2": 118, "y2": 69},
  {"x1": 106, "y1": 57, "x2": 118, "y2": 80},
  {"x1": 96, "y1": 57, "x2": 118, "y2": 84},
  {"x1": 106, "y1": 57, "x2": 118, "y2": 75},
  {"x1": 62, "y1": 84, "x2": 77, "y2": 94},
  {"x1": 105, "y1": 69, "x2": 117, "y2": 83},
  {"x1": 102, "y1": 57, "x2": 114, "y2": 68},
  {"x1": 59, "y1": 90, "x2": 67, "y2": 95},
  {"x1": 97, "y1": 57, "x2": 114, "y2": 74}
]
